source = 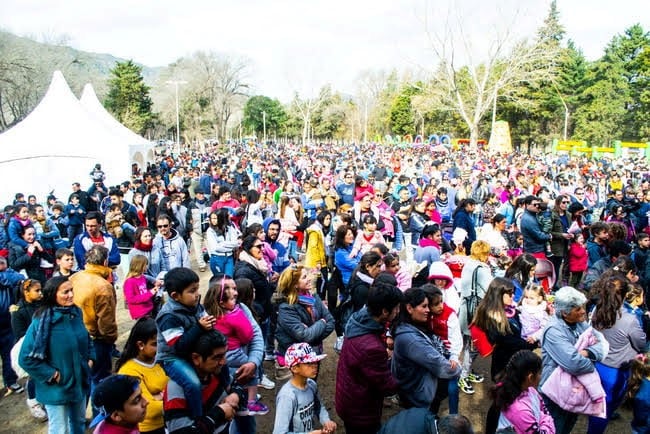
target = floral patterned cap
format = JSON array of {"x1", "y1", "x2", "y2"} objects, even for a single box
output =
[{"x1": 285, "y1": 342, "x2": 327, "y2": 368}]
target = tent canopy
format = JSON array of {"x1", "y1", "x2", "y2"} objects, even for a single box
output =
[
  {"x1": 80, "y1": 83, "x2": 155, "y2": 168},
  {"x1": 0, "y1": 71, "x2": 132, "y2": 204}
]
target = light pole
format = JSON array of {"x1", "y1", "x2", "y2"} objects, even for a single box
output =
[
  {"x1": 166, "y1": 80, "x2": 187, "y2": 154},
  {"x1": 262, "y1": 111, "x2": 267, "y2": 145}
]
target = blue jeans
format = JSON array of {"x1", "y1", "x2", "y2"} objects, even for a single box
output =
[
  {"x1": 90, "y1": 340, "x2": 113, "y2": 417},
  {"x1": 163, "y1": 358, "x2": 202, "y2": 417},
  {"x1": 67, "y1": 225, "x2": 83, "y2": 246},
  {"x1": 447, "y1": 375, "x2": 459, "y2": 414},
  {"x1": 210, "y1": 254, "x2": 234, "y2": 277},
  {"x1": 587, "y1": 362, "x2": 630, "y2": 434},
  {"x1": 45, "y1": 400, "x2": 86, "y2": 434},
  {"x1": 0, "y1": 329, "x2": 17, "y2": 387}
]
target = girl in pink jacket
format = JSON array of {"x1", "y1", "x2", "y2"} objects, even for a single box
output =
[
  {"x1": 123, "y1": 255, "x2": 160, "y2": 319},
  {"x1": 491, "y1": 350, "x2": 555, "y2": 434}
]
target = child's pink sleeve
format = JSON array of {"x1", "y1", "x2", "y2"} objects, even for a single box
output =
[
  {"x1": 263, "y1": 243, "x2": 276, "y2": 261},
  {"x1": 123, "y1": 276, "x2": 152, "y2": 305}
]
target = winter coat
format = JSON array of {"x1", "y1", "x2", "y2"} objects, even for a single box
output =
[
  {"x1": 377, "y1": 408, "x2": 437, "y2": 434},
  {"x1": 391, "y1": 322, "x2": 461, "y2": 408},
  {"x1": 7, "y1": 217, "x2": 31, "y2": 248},
  {"x1": 520, "y1": 210, "x2": 551, "y2": 254},
  {"x1": 73, "y1": 231, "x2": 121, "y2": 269},
  {"x1": 540, "y1": 316, "x2": 606, "y2": 390},
  {"x1": 550, "y1": 210, "x2": 572, "y2": 257},
  {"x1": 0, "y1": 275, "x2": 20, "y2": 335},
  {"x1": 452, "y1": 208, "x2": 476, "y2": 253},
  {"x1": 155, "y1": 297, "x2": 207, "y2": 363},
  {"x1": 499, "y1": 387, "x2": 556, "y2": 434},
  {"x1": 336, "y1": 307, "x2": 399, "y2": 429},
  {"x1": 233, "y1": 259, "x2": 274, "y2": 320},
  {"x1": 540, "y1": 326, "x2": 606, "y2": 418},
  {"x1": 347, "y1": 272, "x2": 373, "y2": 312},
  {"x1": 275, "y1": 294, "x2": 334, "y2": 355},
  {"x1": 7, "y1": 241, "x2": 53, "y2": 284},
  {"x1": 69, "y1": 263, "x2": 117, "y2": 343},
  {"x1": 10, "y1": 298, "x2": 40, "y2": 340},
  {"x1": 187, "y1": 198, "x2": 210, "y2": 236},
  {"x1": 32, "y1": 217, "x2": 61, "y2": 251},
  {"x1": 583, "y1": 257, "x2": 611, "y2": 290},
  {"x1": 334, "y1": 245, "x2": 361, "y2": 287},
  {"x1": 586, "y1": 239, "x2": 607, "y2": 267},
  {"x1": 568, "y1": 242, "x2": 588, "y2": 273},
  {"x1": 19, "y1": 306, "x2": 94, "y2": 405},
  {"x1": 304, "y1": 224, "x2": 327, "y2": 269}
]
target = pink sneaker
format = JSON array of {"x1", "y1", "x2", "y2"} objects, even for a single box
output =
[{"x1": 246, "y1": 400, "x2": 269, "y2": 416}]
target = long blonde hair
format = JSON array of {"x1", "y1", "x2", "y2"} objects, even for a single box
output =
[
  {"x1": 277, "y1": 265, "x2": 306, "y2": 305},
  {"x1": 126, "y1": 255, "x2": 148, "y2": 279}
]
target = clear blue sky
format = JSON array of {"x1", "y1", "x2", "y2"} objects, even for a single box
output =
[{"x1": 1, "y1": 0, "x2": 647, "y2": 101}]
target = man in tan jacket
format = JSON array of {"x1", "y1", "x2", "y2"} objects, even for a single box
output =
[{"x1": 70, "y1": 244, "x2": 116, "y2": 416}]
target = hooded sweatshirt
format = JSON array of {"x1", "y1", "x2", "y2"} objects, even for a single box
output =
[
  {"x1": 153, "y1": 228, "x2": 190, "y2": 270},
  {"x1": 263, "y1": 217, "x2": 290, "y2": 273},
  {"x1": 427, "y1": 261, "x2": 461, "y2": 312},
  {"x1": 391, "y1": 322, "x2": 461, "y2": 408}
]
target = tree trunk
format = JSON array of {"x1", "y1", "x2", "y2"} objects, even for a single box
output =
[{"x1": 469, "y1": 124, "x2": 480, "y2": 150}]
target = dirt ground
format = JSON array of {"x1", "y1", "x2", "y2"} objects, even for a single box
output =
[{"x1": 0, "y1": 265, "x2": 633, "y2": 433}]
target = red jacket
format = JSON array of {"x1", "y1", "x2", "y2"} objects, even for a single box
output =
[
  {"x1": 335, "y1": 309, "x2": 399, "y2": 429},
  {"x1": 429, "y1": 304, "x2": 454, "y2": 341},
  {"x1": 568, "y1": 242, "x2": 588, "y2": 273}
]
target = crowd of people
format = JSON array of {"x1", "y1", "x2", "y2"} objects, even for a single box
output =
[{"x1": 0, "y1": 140, "x2": 649, "y2": 434}]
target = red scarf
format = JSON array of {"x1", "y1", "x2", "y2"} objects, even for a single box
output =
[{"x1": 134, "y1": 240, "x2": 153, "y2": 252}]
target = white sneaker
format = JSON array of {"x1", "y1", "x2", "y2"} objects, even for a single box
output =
[
  {"x1": 334, "y1": 336, "x2": 344, "y2": 353},
  {"x1": 264, "y1": 351, "x2": 276, "y2": 361},
  {"x1": 260, "y1": 374, "x2": 276, "y2": 390},
  {"x1": 27, "y1": 398, "x2": 48, "y2": 422}
]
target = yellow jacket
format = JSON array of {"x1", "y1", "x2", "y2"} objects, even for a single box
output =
[
  {"x1": 70, "y1": 263, "x2": 117, "y2": 342},
  {"x1": 304, "y1": 225, "x2": 327, "y2": 268},
  {"x1": 118, "y1": 359, "x2": 168, "y2": 432}
]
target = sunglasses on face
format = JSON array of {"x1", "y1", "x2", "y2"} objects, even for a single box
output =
[{"x1": 157, "y1": 224, "x2": 169, "y2": 228}]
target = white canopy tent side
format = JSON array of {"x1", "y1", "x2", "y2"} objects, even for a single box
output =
[
  {"x1": 79, "y1": 83, "x2": 155, "y2": 172},
  {"x1": 0, "y1": 71, "x2": 131, "y2": 204}
]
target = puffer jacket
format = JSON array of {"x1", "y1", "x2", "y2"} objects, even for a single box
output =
[
  {"x1": 336, "y1": 307, "x2": 399, "y2": 429},
  {"x1": 275, "y1": 293, "x2": 334, "y2": 355},
  {"x1": 233, "y1": 259, "x2": 274, "y2": 320}
]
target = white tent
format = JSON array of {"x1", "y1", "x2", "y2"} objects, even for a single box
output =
[
  {"x1": 0, "y1": 71, "x2": 131, "y2": 204},
  {"x1": 79, "y1": 83, "x2": 155, "y2": 171}
]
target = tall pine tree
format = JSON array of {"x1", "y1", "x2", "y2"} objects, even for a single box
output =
[{"x1": 105, "y1": 60, "x2": 154, "y2": 135}]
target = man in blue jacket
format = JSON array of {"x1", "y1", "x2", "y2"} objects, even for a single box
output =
[
  {"x1": 520, "y1": 195, "x2": 551, "y2": 258},
  {"x1": 73, "y1": 211, "x2": 121, "y2": 269}
]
